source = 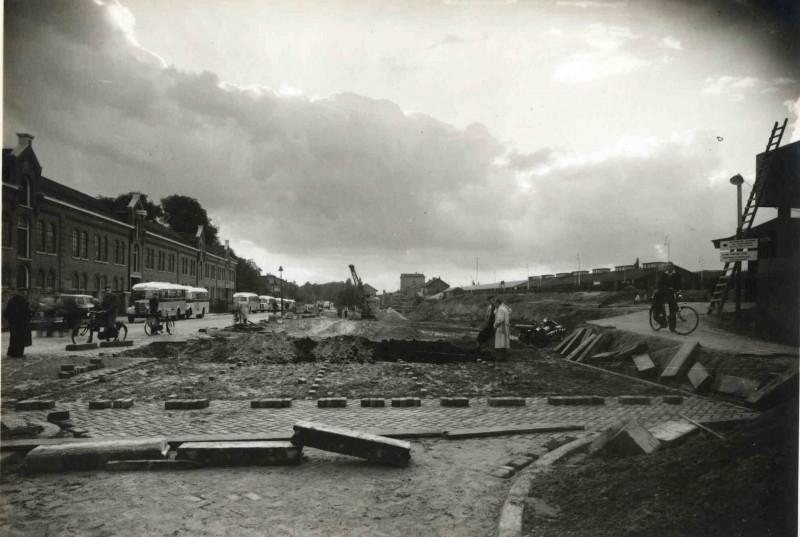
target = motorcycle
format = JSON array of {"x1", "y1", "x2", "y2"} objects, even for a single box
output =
[{"x1": 516, "y1": 318, "x2": 567, "y2": 348}]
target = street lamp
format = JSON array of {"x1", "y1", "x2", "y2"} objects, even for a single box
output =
[
  {"x1": 730, "y1": 174, "x2": 745, "y2": 317},
  {"x1": 278, "y1": 266, "x2": 284, "y2": 317}
]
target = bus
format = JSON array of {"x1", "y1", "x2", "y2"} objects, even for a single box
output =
[
  {"x1": 184, "y1": 287, "x2": 209, "y2": 319},
  {"x1": 127, "y1": 282, "x2": 188, "y2": 322},
  {"x1": 233, "y1": 292, "x2": 260, "y2": 314},
  {"x1": 258, "y1": 295, "x2": 274, "y2": 312}
]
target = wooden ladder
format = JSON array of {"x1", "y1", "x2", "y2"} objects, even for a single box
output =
[{"x1": 707, "y1": 118, "x2": 788, "y2": 315}]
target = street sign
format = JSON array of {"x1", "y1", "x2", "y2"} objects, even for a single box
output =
[
  {"x1": 720, "y1": 238, "x2": 759, "y2": 250},
  {"x1": 720, "y1": 250, "x2": 758, "y2": 262}
]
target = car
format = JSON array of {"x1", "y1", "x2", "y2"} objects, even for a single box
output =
[{"x1": 33, "y1": 294, "x2": 97, "y2": 329}]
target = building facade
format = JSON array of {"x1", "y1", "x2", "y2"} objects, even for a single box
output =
[
  {"x1": 2, "y1": 134, "x2": 236, "y2": 306},
  {"x1": 400, "y1": 273, "x2": 425, "y2": 291}
]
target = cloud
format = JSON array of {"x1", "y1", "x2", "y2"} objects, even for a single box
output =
[
  {"x1": 787, "y1": 97, "x2": 800, "y2": 142},
  {"x1": 701, "y1": 76, "x2": 798, "y2": 101},
  {"x1": 660, "y1": 37, "x2": 682, "y2": 50},
  {"x1": 503, "y1": 148, "x2": 555, "y2": 171}
]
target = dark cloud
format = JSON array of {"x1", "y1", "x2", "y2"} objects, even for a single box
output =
[{"x1": 505, "y1": 148, "x2": 555, "y2": 170}]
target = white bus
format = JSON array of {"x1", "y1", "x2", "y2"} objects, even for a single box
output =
[
  {"x1": 233, "y1": 292, "x2": 260, "y2": 314},
  {"x1": 258, "y1": 295, "x2": 274, "y2": 312},
  {"x1": 184, "y1": 287, "x2": 209, "y2": 319},
  {"x1": 127, "y1": 282, "x2": 188, "y2": 322}
]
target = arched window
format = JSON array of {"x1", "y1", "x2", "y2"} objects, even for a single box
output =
[
  {"x1": 47, "y1": 223, "x2": 56, "y2": 253},
  {"x1": 1, "y1": 266, "x2": 10, "y2": 287},
  {"x1": 2, "y1": 212, "x2": 11, "y2": 248},
  {"x1": 80, "y1": 232, "x2": 88, "y2": 258},
  {"x1": 36, "y1": 221, "x2": 45, "y2": 252},
  {"x1": 16, "y1": 216, "x2": 30, "y2": 258},
  {"x1": 20, "y1": 176, "x2": 31, "y2": 207},
  {"x1": 81, "y1": 273, "x2": 88, "y2": 290},
  {"x1": 101, "y1": 275, "x2": 107, "y2": 290},
  {"x1": 94, "y1": 235, "x2": 100, "y2": 260},
  {"x1": 120, "y1": 242, "x2": 125, "y2": 265},
  {"x1": 133, "y1": 244, "x2": 140, "y2": 272},
  {"x1": 93, "y1": 275, "x2": 100, "y2": 292},
  {"x1": 72, "y1": 230, "x2": 79, "y2": 257},
  {"x1": 17, "y1": 265, "x2": 29, "y2": 289},
  {"x1": 71, "y1": 272, "x2": 79, "y2": 290},
  {"x1": 35, "y1": 269, "x2": 45, "y2": 288},
  {"x1": 46, "y1": 271, "x2": 55, "y2": 290}
]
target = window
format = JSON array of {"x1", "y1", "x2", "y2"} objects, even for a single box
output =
[
  {"x1": 81, "y1": 232, "x2": 88, "y2": 258},
  {"x1": 20, "y1": 176, "x2": 31, "y2": 207},
  {"x1": 81, "y1": 273, "x2": 88, "y2": 290},
  {"x1": 16, "y1": 216, "x2": 30, "y2": 258},
  {"x1": 2, "y1": 213, "x2": 10, "y2": 248},
  {"x1": 36, "y1": 270, "x2": 45, "y2": 289},
  {"x1": 46, "y1": 271, "x2": 55, "y2": 290},
  {"x1": 47, "y1": 223, "x2": 56, "y2": 253},
  {"x1": 1, "y1": 266, "x2": 10, "y2": 287},
  {"x1": 94, "y1": 275, "x2": 100, "y2": 292},
  {"x1": 102, "y1": 237, "x2": 108, "y2": 261},
  {"x1": 191, "y1": 260, "x2": 196, "y2": 276},
  {"x1": 72, "y1": 272, "x2": 79, "y2": 290},
  {"x1": 36, "y1": 221, "x2": 45, "y2": 252},
  {"x1": 72, "y1": 230, "x2": 79, "y2": 257},
  {"x1": 101, "y1": 275, "x2": 107, "y2": 290},
  {"x1": 94, "y1": 235, "x2": 100, "y2": 260},
  {"x1": 204, "y1": 263, "x2": 208, "y2": 278},
  {"x1": 133, "y1": 244, "x2": 140, "y2": 272},
  {"x1": 17, "y1": 265, "x2": 29, "y2": 289},
  {"x1": 211, "y1": 265, "x2": 216, "y2": 279}
]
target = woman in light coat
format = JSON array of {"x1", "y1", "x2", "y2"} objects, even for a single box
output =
[{"x1": 493, "y1": 298, "x2": 512, "y2": 361}]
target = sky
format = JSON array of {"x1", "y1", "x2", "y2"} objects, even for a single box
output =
[{"x1": 3, "y1": 0, "x2": 799, "y2": 292}]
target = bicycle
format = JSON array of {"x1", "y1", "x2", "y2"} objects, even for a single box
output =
[
  {"x1": 144, "y1": 313, "x2": 173, "y2": 336},
  {"x1": 71, "y1": 310, "x2": 128, "y2": 344},
  {"x1": 649, "y1": 293, "x2": 699, "y2": 335}
]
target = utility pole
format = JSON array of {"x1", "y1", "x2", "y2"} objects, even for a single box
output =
[
  {"x1": 730, "y1": 174, "x2": 745, "y2": 318},
  {"x1": 664, "y1": 236, "x2": 670, "y2": 262},
  {"x1": 476, "y1": 257, "x2": 479, "y2": 286}
]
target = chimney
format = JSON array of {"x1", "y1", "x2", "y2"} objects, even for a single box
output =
[
  {"x1": 16, "y1": 133, "x2": 34, "y2": 151},
  {"x1": 225, "y1": 239, "x2": 230, "y2": 253}
]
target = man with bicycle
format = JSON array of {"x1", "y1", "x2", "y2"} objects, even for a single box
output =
[
  {"x1": 100, "y1": 287, "x2": 118, "y2": 339},
  {"x1": 654, "y1": 262, "x2": 681, "y2": 332},
  {"x1": 149, "y1": 293, "x2": 162, "y2": 334}
]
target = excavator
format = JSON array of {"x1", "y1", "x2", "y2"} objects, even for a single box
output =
[{"x1": 348, "y1": 264, "x2": 375, "y2": 319}]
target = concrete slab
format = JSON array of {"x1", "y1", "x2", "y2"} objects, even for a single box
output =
[
  {"x1": 711, "y1": 375, "x2": 763, "y2": 398},
  {"x1": 175, "y1": 441, "x2": 302, "y2": 466},
  {"x1": 631, "y1": 352, "x2": 656, "y2": 375},
  {"x1": 25, "y1": 438, "x2": 170, "y2": 473},
  {"x1": 291, "y1": 420, "x2": 411, "y2": 468},
  {"x1": 589, "y1": 419, "x2": 661, "y2": 457},
  {"x1": 661, "y1": 341, "x2": 700, "y2": 379},
  {"x1": 647, "y1": 420, "x2": 698, "y2": 447},
  {"x1": 747, "y1": 368, "x2": 799, "y2": 409},
  {"x1": 687, "y1": 362, "x2": 713, "y2": 390}
]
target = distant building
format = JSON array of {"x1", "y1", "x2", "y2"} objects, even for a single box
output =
[
  {"x1": 400, "y1": 273, "x2": 425, "y2": 291},
  {"x1": 362, "y1": 283, "x2": 378, "y2": 297},
  {"x1": 424, "y1": 277, "x2": 449, "y2": 296}
]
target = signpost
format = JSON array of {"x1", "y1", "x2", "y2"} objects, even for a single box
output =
[
  {"x1": 720, "y1": 239, "x2": 759, "y2": 250},
  {"x1": 720, "y1": 250, "x2": 758, "y2": 262}
]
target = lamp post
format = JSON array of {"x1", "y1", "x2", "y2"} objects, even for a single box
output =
[
  {"x1": 730, "y1": 174, "x2": 745, "y2": 318},
  {"x1": 278, "y1": 266, "x2": 284, "y2": 317}
]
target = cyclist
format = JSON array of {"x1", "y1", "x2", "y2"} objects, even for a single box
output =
[
  {"x1": 653, "y1": 262, "x2": 681, "y2": 332},
  {"x1": 100, "y1": 287, "x2": 118, "y2": 339},
  {"x1": 149, "y1": 293, "x2": 162, "y2": 334}
]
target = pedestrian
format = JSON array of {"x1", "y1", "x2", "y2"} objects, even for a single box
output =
[
  {"x1": 476, "y1": 295, "x2": 496, "y2": 351},
  {"x1": 4, "y1": 293, "x2": 32, "y2": 358},
  {"x1": 343, "y1": 307, "x2": 349, "y2": 319},
  {"x1": 493, "y1": 297, "x2": 512, "y2": 361},
  {"x1": 149, "y1": 293, "x2": 161, "y2": 334},
  {"x1": 238, "y1": 299, "x2": 249, "y2": 325},
  {"x1": 101, "y1": 287, "x2": 117, "y2": 338},
  {"x1": 654, "y1": 262, "x2": 681, "y2": 332}
]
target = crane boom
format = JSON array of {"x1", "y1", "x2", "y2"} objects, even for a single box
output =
[{"x1": 348, "y1": 264, "x2": 374, "y2": 319}]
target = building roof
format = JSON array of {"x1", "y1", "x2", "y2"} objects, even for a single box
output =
[
  {"x1": 38, "y1": 176, "x2": 124, "y2": 223},
  {"x1": 460, "y1": 280, "x2": 528, "y2": 292}
]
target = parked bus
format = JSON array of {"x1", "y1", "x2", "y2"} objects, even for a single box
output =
[
  {"x1": 184, "y1": 287, "x2": 210, "y2": 319},
  {"x1": 258, "y1": 295, "x2": 274, "y2": 312},
  {"x1": 127, "y1": 282, "x2": 188, "y2": 322},
  {"x1": 233, "y1": 292, "x2": 260, "y2": 314}
]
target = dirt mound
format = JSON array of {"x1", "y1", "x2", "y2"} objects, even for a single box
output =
[
  {"x1": 376, "y1": 308, "x2": 408, "y2": 323},
  {"x1": 314, "y1": 336, "x2": 374, "y2": 363},
  {"x1": 372, "y1": 339, "x2": 489, "y2": 363}
]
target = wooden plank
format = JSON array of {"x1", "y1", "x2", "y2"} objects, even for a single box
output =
[
  {"x1": 553, "y1": 330, "x2": 579, "y2": 353},
  {"x1": 576, "y1": 332, "x2": 611, "y2": 362},
  {"x1": 566, "y1": 334, "x2": 596, "y2": 361},
  {"x1": 660, "y1": 341, "x2": 700, "y2": 378},
  {"x1": 560, "y1": 328, "x2": 587, "y2": 356}
]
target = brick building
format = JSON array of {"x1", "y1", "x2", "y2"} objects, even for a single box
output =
[
  {"x1": 2, "y1": 134, "x2": 236, "y2": 306},
  {"x1": 400, "y1": 273, "x2": 425, "y2": 291}
]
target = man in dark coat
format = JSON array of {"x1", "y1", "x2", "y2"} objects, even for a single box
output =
[
  {"x1": 654, "y1": 262, "x2": 682, "y2": 331},
  {"x1": 4, "y1": 293, "x2": 32, "y2": 357},
  {"x1": 476, "y1": 295, "x2": 496, "y2": 351},
  {"x1": 100, "y1": 287, "x2": 117, "y2": 338}
]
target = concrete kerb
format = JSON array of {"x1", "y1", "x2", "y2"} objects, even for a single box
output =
[{"x1": 496, "y1": 434, "x2": 599, "y2": 537}]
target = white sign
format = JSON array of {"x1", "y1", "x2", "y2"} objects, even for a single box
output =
[
  {"x1": 720, "y1": 250, "x2": 758, "y2": 262},
  {"x1": 720, "y1": 238, "x2": 759, "y2": 250}
]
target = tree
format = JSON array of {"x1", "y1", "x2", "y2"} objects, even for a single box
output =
[
  {"x1": 336, "y1": 278, "x2": 360, "y2": 308},
  {"x1": 234, "y1": 257, "x2": 262, "y2": 293},
  {"x1": 160, "y1": 195, "x2": 220, "y2": 246},
  {"x1": 97, "y1": 193, "x2": 162, "y2": 221}
]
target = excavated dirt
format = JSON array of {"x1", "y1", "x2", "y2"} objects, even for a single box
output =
[{"x1": 523, "y1": 404, "x2": 798, "y2": 537}]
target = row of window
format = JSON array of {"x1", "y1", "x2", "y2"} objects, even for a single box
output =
[{"x1": 2, "y1": 266, "x2": 130, "y2": 293}]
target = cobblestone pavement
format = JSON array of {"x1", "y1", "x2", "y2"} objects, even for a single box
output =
[
  {"x1": 10, "y1": 396, "x2": 757, "y2": 438},
  {"x1": 588, "y1": 303, "x2": 799, "y2": 355}
]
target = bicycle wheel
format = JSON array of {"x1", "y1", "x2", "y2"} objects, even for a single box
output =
[
  {"x1": 71, "y1": 321, "x2": 93, "y2": 345},
  {"x1": 648, "y1": 308, "x2": 663, "y2": 331},
  {"x1": 673, "y1": 306, "x2": 699, "y2": 335},
  {"x1": 144, "y1": 317, "x2": 156, "y2": 336},
  {"x1": 114, "y1": 323, "x2": 128, "y2": 341},
  {"x1": 166, "y1": 318, "x2": 174, "y2": 335}
]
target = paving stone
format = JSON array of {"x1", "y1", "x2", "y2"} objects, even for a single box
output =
[
  {"x1": 711, "y1": 375, "x2": 763, "y2": 398},
  {"x1": 687, "y1": 362, "x2": 713, "y2": 391},
  {"x1": 618, "y1": 396, "x2": 651, "y2": 405},
  {"x1": 90, "y1": 358, "x2": 104, "y2": 365},
  {"x1": 488, "y1": 397, "x2": 525, "y2": 407},
  {"x1": 99, "y1": 340, "x2": 134, "y2": 348},
  {"x1": 25, "y1": 438, "x2": 170, "y2": 473},
  {"x1": 60, "y1": 364, "x2": 76, "y2": 372},
  {"x1": 490, "y1": 466, "x2": 516, "y2": 479},
  {"x1": 74, "y1": 366, "x2": 88, "y2": 374},
  {"x1": 47, "y1": 411, "x2": 70, "y2": 423},
  {"x1": 165, "y1": 400, "x2": 183, "y2": 410},
  {"x1": 58, "y1": 372, "x2": 75, "y2": 379},
  {"x1": 89, "y1": 400, "x2": 113, "y2": 410},
  {"x1": 662, "y1": 395, "x2": 684, "y2": 404},
  {"x1": 65, "y1": 343, "x2": 98, "y2": 351},
  {"x1": 176, "y1": 441, "x2": 302, "y2": 467},
  {"x1": 631, "y1": 352, "x2": 657, "y2": 376},
  {"x1": 547, "y1": 396, "x2": 603, "y2": 406},
  {"x1": 441, "y1": 397, "x2": 470, "y2": 407},
  {"x1": 661, "y1": 341, "x2": 700, "y2": 379},
  {"x1": 68, "y1": 428, "x2": 90, "y2": 438},
  {"x1": 391, "y1": 398, "x2": 409, "y2": 408},
  {"x1": 291, "y1": 420, "x2": 411, "y2": 468},
  {"x1": 112, "y1": 399, "x2": 134, "y2": 409},
  {"x1": 369, "y1": 398, "x2": 386, "y2": 408},
  {"x1": 589, "y1": 419, "x2": 661, "y2": 457},
  {"x1": 543, "y1": 435, "x2": 579, "y2": 451},
  {"x1": 506, "y1": 457, "x2": 534, "y2": 470},
  {"x1": 106, "y1": 459, "x2": 202, "y2": 471},
  {"x1": 647, "y1": 420, "x2": 698, "y2": 447},
  {"x1": 298, "y1": 378, "x2": 307, "y2": 384}
]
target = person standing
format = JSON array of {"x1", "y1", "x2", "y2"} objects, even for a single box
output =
[
  {"x1": 654, "y1": 262, "x2": 682, "y2": 332},
  {"x1": 4, "y1": 293, "x2": 32, "y2": 358},
  {"x1": 101, "y1": 287, "x2": 118, "y2": 338},
  {"x1": 476, "y1": 295, "x2": 496, "y2": 351},
  {"x1": 149, "y1": 293, "x2": 161, "y2": 334},
  {"x1": 493, "y1": 298, "x2": 512, "y2": 361}
]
